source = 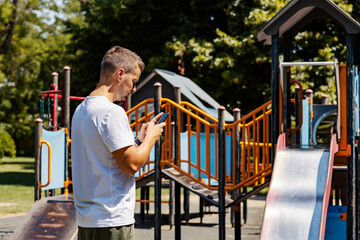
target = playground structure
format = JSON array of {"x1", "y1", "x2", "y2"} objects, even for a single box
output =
[{"x1": 10, "y1": 0, "x2": 360, "y2": 240}]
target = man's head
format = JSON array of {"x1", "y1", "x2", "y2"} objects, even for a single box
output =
[
  {"x1": 100, "y1": 46, "x2": 144, "y2": 79},
  {"x1": 99, "y1": 46, "x2": 145, "y2": 101}
]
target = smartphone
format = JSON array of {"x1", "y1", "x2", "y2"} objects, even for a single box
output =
[{"x1": 157, "y1": 112, "x2": 169, "y2": 124}]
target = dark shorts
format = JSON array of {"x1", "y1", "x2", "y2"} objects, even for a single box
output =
[{"x1": 78, "y1": 224, "x2": 134, "y2": 240}]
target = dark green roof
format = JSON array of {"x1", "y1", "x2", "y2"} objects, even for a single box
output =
[{"x1": 257, "y1": 0, "x2": 360, "y2": 45}]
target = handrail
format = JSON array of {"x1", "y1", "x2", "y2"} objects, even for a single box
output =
[
  {"x1": 180, "y1": 101, "x2": 219, "y2": 123},
  {"x1": 161, "y1": 98, "x2": 217, "y2": 126},
  {"x1": 129, "y1": 97, "x2": 274, "y2": 191},
  {"x1": 227, "y1": 100, "x2": 272, "y2": 127},
  {"x1": 39, "y1": 138, "x2": 52, "y2": 188},
  {"x1": 126, "y1": 98, "x2": 154, "y2": 115}
]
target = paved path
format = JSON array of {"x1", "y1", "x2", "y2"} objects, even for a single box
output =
[
  {"x1": 0, "y1": 214, "x2": 26, "y2": 240},
  {"x1": 0, "y1": 194, "x2": 265, "y2": 240},
  {"x1": 134, "y1": 194, "x2": 265, "y2": 240}
]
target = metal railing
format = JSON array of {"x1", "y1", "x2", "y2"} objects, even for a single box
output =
[
  {"x1": 128, "y1": 97, "x2": 273, "y2": 191},
  {"x1": 225, "y1": 101, "x2": 272, "y2": 190}
]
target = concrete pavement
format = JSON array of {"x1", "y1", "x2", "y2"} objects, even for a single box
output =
[{"x1": 0, "y1": 194, "x2": 265, "y2": 240}]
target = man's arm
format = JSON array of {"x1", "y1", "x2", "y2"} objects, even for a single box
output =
[{"x1": 112, "y1": 115, "x2": 166, "y2": 175}]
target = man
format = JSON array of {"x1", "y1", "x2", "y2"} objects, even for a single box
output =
[{"x1": 71, "y1": 46, "x2": 166, "y2": 240}]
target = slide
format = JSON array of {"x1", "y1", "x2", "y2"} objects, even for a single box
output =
[
  {"x1": 261, "y1": 134, "x2": 338, "y2": 240},
  {"x1": 10, "y1": 194, "x2": 77, "y2": 240}
]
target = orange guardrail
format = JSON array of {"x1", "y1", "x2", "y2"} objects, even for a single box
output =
[
  {"x1": 225, "y1": 100, "x2": 272, "y2": 190},
  {"x1": 160, "y1": 98, "x2": 219, "y2": 189},
  {"x1": 39, "y1": 138, "x2": 52, "y2": 189},
  {"x1": 127, "y1": 99, "x2": 156, "y2": 181},
  {"x1": 128, "y1": 97, "x2": 274, "y2": 192}
]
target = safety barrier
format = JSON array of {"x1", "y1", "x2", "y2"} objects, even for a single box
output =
[
  {"x1": 225, "y1": 101, "x2": 272, "y2": 190},
  {"x1": 127, "y1": 94, "x2": 273, "y2": 191}
]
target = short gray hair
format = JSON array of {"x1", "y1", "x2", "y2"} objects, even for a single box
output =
[{"x1": 100, "y1": 46, "x2": 145, "y2": 77}]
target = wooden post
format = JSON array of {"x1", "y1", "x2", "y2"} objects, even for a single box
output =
[
  {"x1": 34, "y1": 118, "x2": 43, "y2": 201},
  {"x1": 63, "y1": 66, "x2": 71, "y2": 195}
]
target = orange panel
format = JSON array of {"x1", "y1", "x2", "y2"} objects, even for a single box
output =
[{"x1": 339, "y1": 65, "x2": 347, "y2": 152}]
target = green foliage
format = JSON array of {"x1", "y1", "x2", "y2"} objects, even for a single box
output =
[
  {"x1": 0, "y1": 0, "x2": 359, "y2": 156},
  {"x1": 0, "y1": 0, "x2": 73, "y2": 155},
  {"x1": 0, "y1": 130, "x2": 16, "y2": 162}
]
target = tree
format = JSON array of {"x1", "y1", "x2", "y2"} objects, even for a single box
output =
[
  {"x1": 160, "y1": 0, "x2": 357, "y2": 111},
  {"x1": 0, "y1": 0, "x2": 73, "y2": 155}
]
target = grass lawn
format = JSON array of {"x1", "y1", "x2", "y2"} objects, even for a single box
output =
[
  {"x1": 0, "y1": 157, "x2": 35, "y2": 217},
  {"x1": 0, "y1": 156, "x2": 268, "y2": 218}
]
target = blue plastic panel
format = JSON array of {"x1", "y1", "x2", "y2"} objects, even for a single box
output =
[
  {"x1": 180, "y1": 132, "x2": 232, "y2": 180},
  {"x1": 325, "y1": 206, "x2": 346, "y2": 240},
  {"x1": 301, "y1": 98, "x2": 310, "y2": 146},
  {"x1": 41, "y1": 128, "x2": 66, "y2": 190}
]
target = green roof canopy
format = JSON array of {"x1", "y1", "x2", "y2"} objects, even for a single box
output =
[{"x1": 257, "y1": 0, "x2": 360, "y2": 45}]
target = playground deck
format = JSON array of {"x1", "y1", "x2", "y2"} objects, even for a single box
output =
[{"x1": 0, "y1": 194, "x2": 265, "y2": 240}]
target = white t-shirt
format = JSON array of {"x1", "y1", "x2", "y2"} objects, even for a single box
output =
[{"x1": 71, "y1": 96, "x2": 135, "y2": 227}]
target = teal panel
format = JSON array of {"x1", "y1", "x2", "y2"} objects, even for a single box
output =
[
  {"x1": 41, "y1": 128, "x2": 65, "y2": 190},
  {"x1": 301, "y1": 98, "x2": 310, "y2": 146},
  {"x1": 180, "y1": 132, "x2": 232, "y2": 181}
]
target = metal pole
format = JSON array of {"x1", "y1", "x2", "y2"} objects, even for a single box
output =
[
  {"x1": 126, "y1": 94, "x2": 131, "y2": 112},
  {"x1": 169, "y1": 121, "x2": 175, "y2": 229},
  {"x1": 321, "y1": 94, "x2": 328, "y2": 105},
  {"x1": 52, "y1": 72, "x2": 58, "y2": 130},
  {"x1": 281, "y1": 61, "x2": 336, "y2": 66},
  {"x1": 295, "y1": 86, "x2": 300, "y2": 145},
  {"x1": 63, "y1": 66, "x2": 71, "y2": 128},
  {"x1": 284, "y1": 33, "x2": 291, "y2": 139},
  {"x1": 174, "y1": 85, "x2": 181, "y2": 240},
  {"x1": 154, "y1": 82, "x2": 162, "y2": 240},
  {"x1": 184, "y1": 188, "x2": 189, "y2": 224},
  {"x1": 218, "y1": 106, "x2": 226, "y2": 240},
  {"x1": 140, "y1": 187, "x2": 145, "y2": 224},
  {"x1": 34, "y1": 118, "x2": 43, "y2": 201},
  {"x1": 233, "y1": 108, "x2": 241, "y2": 240},
  {"x1": 346, "y1": 33, "x2": 357, "y2": 240},
  {"x1": 63, "y1": 66, "x2": 70, "y2": 195},
  {"x1": 271, "y1": 33, "x2": 279, "y2": 164},
  {"x1": 306, "y1": 89, "x2": 313, "y2": 145},
  {"x1": 49, "y1": 72, "x2": 59, "y2": 197}
]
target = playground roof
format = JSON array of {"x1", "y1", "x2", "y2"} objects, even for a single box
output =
[
  {"x1": 132, "y1": 69, "x2": 234, "y2": 122},
  {"x1": 257, "y1": 0, "x2": 360, "y2": 45}
]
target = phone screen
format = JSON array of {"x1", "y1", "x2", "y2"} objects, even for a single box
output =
[{"x1": 158, "y1": 112, "x2": 169, "y2": 124}]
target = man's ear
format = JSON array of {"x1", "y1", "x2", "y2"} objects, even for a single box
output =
[{"x1": 116, "y1": 68, "x2": 125, "y2": 81}]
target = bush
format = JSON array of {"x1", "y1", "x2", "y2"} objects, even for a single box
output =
[{"x1": 0, "y1": 130, "x2": 16, "y2": 162}]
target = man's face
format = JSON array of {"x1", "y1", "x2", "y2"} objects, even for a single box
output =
[{"x1": 115, "y1": 66, "x2": 141, "y2": 101}]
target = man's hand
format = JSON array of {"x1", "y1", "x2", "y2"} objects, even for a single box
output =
[
  {"x1": 114, "y1": 112, "x2": 166, "y2": 175},
  {"x1": 137, "y1": 112, "x2": 165, "y2": 142}
]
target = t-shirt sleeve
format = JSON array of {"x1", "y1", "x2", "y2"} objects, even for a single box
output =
[{"x1": 100, "y1": 106, "x2": 135, "y2": 152}]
